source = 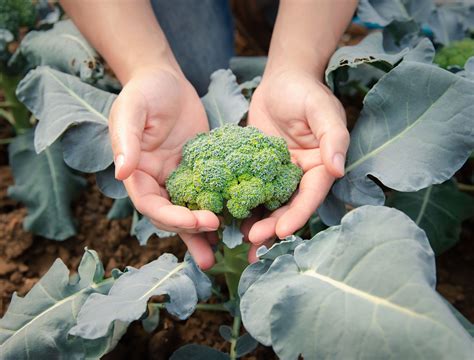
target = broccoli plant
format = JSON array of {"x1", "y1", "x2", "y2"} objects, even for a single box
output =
[
  {"x1": 434, "y1": 38, "x2": 474, "y2": 69},
  {"x1": 1, "y1": 0, "x2": 474, "y2": 359}
]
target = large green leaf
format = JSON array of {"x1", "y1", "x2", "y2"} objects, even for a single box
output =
[
  {"x1": 357, "y1": 0, "x2": 433, "y2": 26},
  {"x1": 240, "y1": 206, "x2": 474, "y2": 359},
  {"x1": 69, "y1": 254, "x2": 211, "y2": 339},
  {"x1": 171, "y1": 344, "x2": 229, "y2": 360},
  {"x1": 201, "y1": 69, "x2": 249, "y2": 129},
  {"x1": 326, "y1": 32, "x2": 434, "y2": 90},
  {"x1": 387, "y1": 181, "x2": 474, "y2": 255},
  {"x1": 10, "y1": 20, "x2": 103, "y2": 82},
  {"x1": 333, "y1": 61, "x2": 474, "y2": 207},
  {"x1": 0, "y1": 249, "x2": 124, "y2": 359},
  {"x1": 8, "y1": 130, "x2": 86, "y2": 240},
  {"x1": 16, "y1": 66, "x2": 116, "y2": 173}
]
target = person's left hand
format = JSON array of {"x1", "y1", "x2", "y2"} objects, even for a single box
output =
[{"x1": 243, "y1": 69, "x2": 350, "y2": 262}]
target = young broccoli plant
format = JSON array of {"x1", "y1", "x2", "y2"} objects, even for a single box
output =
[
  {"x1": 434, "y1": 38, "x2": 474, "y2": 70},
  {"x1": 166, "y1": 124, "x2": 302, "y2": 220}
]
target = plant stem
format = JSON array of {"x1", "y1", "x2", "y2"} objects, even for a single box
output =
[
  {"x1": 458, "y1": 183, "x2": 474, "y2": 192},
  {"x1": 150, "y1": 302, "x2": 228, "y2": 312},
  {"x1": 229, "y1": 315, "x2": 242, "y2": 360},
  {"x1": 0, "y1": 137, "x2": 14, "y2": 145}
]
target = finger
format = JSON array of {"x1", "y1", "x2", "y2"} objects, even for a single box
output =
[
  {"x1": 109, "y1": 85, "x2": 147, "y2": 180},
  {"x1": 180, "y1": 232, "x2": 215, "y2": 270},
  {"x1": 241, "y1": 209, "x2": 263, "y2": 242},
  {"x1": 248, "y1": 206, "x2": 287, "y2": 245},
  {"x1": 191, "y1": 210, "x2": 220, "y2": 232},
  {"x1": 248, "y1": 238, "x2": 275, "y2": 263},
  {"x1": 275, "y1": 166, "x2": 334, "y2": 238},
  {"x1": 125, "y1": 170, "x2": 198, "y2": 229},
  {"x1": 290, "y1": 148, "x2": 322, "y2": 172},
  {"x1": 306, "y1": 93, "x2": 350, "y2": 178}
]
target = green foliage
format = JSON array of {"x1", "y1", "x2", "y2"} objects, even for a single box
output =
[
  {"x1": 434, "y1": 38, "x2": 474, "y2": 69},
  {"x1": 8, "y1": 130, "x2": 86, "y2": 240},
  {"x1": 166, "y1": 124, "x2": 302, "y2": 219},
  {"x1": 0, "y1": 0, "x2": 36, "y2": 35}
]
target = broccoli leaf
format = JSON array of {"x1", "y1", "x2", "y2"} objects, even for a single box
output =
[
  {"x1": 8, "y1": 130, "x2": 86, "y2": 240},
  {"x1": 357, "y1": 0, "x2": 433, "y2": 26},
  {"x1": 171, "y1": 344, "x2": 230, "y2": 360},
  {"x1": 229, "y1": 56, "x2": 267, "y2": 82},
  {"x1": 131, "y1": 215, "x2": 176, "y2": 246},
  {"x1": 236, "y1": 333, "x2": 258, "y2": 358},
  {"x1": 9, "y1": 20, "x2": 103, "y2": 82},
  {"x1": 325, "y1": 32, "x2": 434, "y2": 90},
  {"x1": 387, "y1": 181, "x2": 474, "y2": 255},
  {"x1": 107, "y1": 197, "x2": 134, "y2": 220},
  {"x1": 201, "y1": 69, "x2": 249, "y2": 129},
  {"x1": 0, "y1": 249, "x2": 125, "y2": 359},
  {"x1": 16, "y1": 66, "x2": 116, "y2": 173},
  {"x1": 317, "y1": 192, "x2": 347, "y2": 226},
  {"x1": 240, "y1": 206, "x2": 474, "y2": 359},
  {"x1": 428, "y1": 5, "x2": 470, "y2": 45},
  {"x1": 222, "y1": 219, "x2": 244, "y2": 249},
  {"x1": 446, "y1": 302, "x2": 474, "y2": 337},
  {"x1": 95, "y1": 164, "x2": 127, "y2": 199},
  {"x1": 238, "y1": 236, "x2": 303, "y2": 298},
  {"x1": 333, "y1": 61, "x2": 474, "y2": 207},
  {"x1": 69, "y1": 253, "x2": 211, "y2": 339}
]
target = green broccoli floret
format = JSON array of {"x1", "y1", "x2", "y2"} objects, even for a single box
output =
[
  {"x1": 434, "y1": 39, "x2": 474, "y2": 69},
  {"x1": 0, "y1": 0, "x2": 36, "y2": 36},
  {"x1": 166, "y1": 124, "x2": 303, "y2": 219}
]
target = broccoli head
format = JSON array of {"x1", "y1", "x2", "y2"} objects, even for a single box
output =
[
  {"x1": 434, "y1": 38, "x2": 474, "y2": 69},
  {"x1": 0, "y1": 0, "x2": 36, "y2": 35},
  {"x1": 166, "y1": 124, "x2": 303, "y2": 219}
]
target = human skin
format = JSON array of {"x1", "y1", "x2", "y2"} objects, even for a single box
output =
[{"x1": 60, "y1": 0, "x2": 358, "y2": 269}]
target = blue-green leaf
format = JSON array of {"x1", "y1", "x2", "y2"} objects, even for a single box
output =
[
  {"x1": 16, "y1": 66, "x2": 116, "y2": 173},
  {"x1": 95, "y1": 164, "x2": 127, "y2": 199},
  {"x1": 240, "y1": 206, "x2": 474, "y2": 359},
  {"x1": 236, "y1": 333, "x2": 258, "y2": 358},
  {"x1": 229, "y1": 56, "x2": 267, "y2": 82},
  {"x1": 107, "y1": 197, "x2": 134, "y2": 220},
  {"x1": 0, "y1": 249, "x2": 123, "y2": 359},
  {"x1": 428, "y1": 6, "x2": 469, "y2": 45},
  {"x1": 141, "y1": 304, "x2": 160, "y2": 334},
  {"x1": 69, "y1": 253, "x2": 211, "y2": 339},
  {"x1": 387, "y1": 181, "x2": 474, "y2": 255},
  {"x1": 131, "y1": 215, "x2": 176, "y2": 246},
  {"x1": 201, "y1": 69, "x2": 248, "y2": 129},
  {"x1": 222, "y1": 219, "x2": 243, "y2": 249},
  {"x1": 10, "y1": 20, "x2": 103, "y2": 82},
  {"x1": 357, "y1": 0, "x2": 433, "y2": 26},
  {"x1": 8, "y1": 130, "x2": 86, "y2": 240},
  {"x1": 170, "y1": 344, "x2": 229, "y2": 360},
  {"x1": 333, "y1": 61, "x2": 474, "y2": 207},
  {"x1": 326, "y1": 32, "x2": 434, "y2": 90}
]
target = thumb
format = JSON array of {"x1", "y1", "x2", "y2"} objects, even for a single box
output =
[
  {"x1": 109, "y1": 85, "x2": 147, "y2": 180},
  {"x1": 307, "y1": 93, "x2": 350, "y2": 178}
]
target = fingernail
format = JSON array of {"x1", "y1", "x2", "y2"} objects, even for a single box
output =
[
  {"x1": 198, "y1": 227, "x2": 216, "y2": 232},
  {"x1": 114, "y1": 154, "x2": 124, "y2": 178},
  {"x1": 333, "y1": 153, "x2": 345, "y2": 176}
]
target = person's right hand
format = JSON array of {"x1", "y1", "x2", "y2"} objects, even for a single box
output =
[{"x1": 109, "y1": 67, "x2": 219, "y2": 269}]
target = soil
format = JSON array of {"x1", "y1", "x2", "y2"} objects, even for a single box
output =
[{"x1": 1, "y1": 14, "x2": 473, "y2": 360}]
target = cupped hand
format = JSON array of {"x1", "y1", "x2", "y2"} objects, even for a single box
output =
[
  {"x1": 244, "y1": 69, "x2": 350, "y2": 262},
  {"x1": 109, "y1": 67, "x2": 219, "y2": 269}
]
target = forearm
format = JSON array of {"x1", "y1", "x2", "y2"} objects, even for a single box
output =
[
  {"x1": 266, "y1": 0, "x2": 358, "y2": 79},
  {"x1": 60, "y1": 0, "x2": 181, "y2": 84}
]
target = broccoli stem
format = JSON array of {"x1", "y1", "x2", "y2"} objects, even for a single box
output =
[{"x1": 229, "y1": 315, "x2": 242, "y2": 360}]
